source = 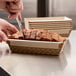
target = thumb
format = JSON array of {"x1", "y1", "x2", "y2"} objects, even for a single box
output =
[{"x1": 0, "y1": 31, "x2": 8, "y2": 42}]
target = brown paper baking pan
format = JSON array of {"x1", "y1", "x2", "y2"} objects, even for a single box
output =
[{"x1": 7, "y1": 17, "x2": 72, "y2": 55}]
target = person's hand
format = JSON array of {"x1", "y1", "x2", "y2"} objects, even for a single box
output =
[
  {"x1": 0, "y1": 0, "x2": 23, "y2": 20},
  {"x1": 0, "y1": 18, "x2": 18, "y2": 42}
]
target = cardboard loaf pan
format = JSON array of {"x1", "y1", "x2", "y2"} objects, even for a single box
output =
[{"x1": 7, "y1": 17, "x2": 72, "y2": 55}]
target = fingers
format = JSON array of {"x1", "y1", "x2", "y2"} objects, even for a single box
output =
[
  {"x1": 0, "y1": 18, "x2": 19, "y2": 34},
  {"x1": 6, "y1": 23, "x2": 19, "y2": 34},
  {"x1": 1, "y1": 29, "x2": 8, "y2": 36},
  {"x1": 0, "y1": 31, "x2": 8, "y2": 42}
]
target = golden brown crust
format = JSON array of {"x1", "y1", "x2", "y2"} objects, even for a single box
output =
[{"x1": 8, "y1": 29, "x2": 66, "y2": 42}]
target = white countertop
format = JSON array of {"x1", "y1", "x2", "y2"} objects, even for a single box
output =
[{"x1": 0, "y1": 30, "x2": 76, "y2": 76}]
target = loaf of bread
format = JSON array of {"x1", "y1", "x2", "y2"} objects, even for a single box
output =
[{"x1": 8, "y1": 29, "x2": 66, "y2": 42}]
